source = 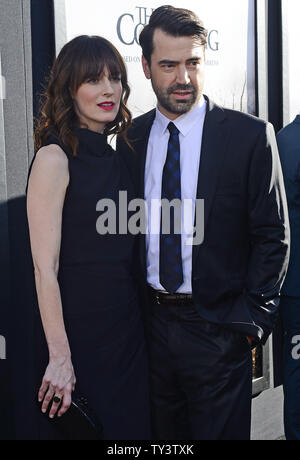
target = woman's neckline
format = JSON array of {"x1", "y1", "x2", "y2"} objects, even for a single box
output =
[{"x1": 73, "y1": 127, "x2": 111, "y2": 157}]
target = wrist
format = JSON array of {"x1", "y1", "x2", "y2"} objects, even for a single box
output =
[{"x1": 48, "y1": 340, "x2": 71, "y2": 360}]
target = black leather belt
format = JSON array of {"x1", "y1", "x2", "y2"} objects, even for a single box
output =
[{"x1": 148, "y1": 286, "x2": 193, "y2": 306}]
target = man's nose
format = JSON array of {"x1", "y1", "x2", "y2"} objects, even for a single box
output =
[{"x1": 176, "y1": 66, "x2": 190, "y2": 85}]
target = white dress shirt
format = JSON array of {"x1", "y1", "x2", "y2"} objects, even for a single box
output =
[{"x1": 145, "y1": 96, "x2": 207, "y2": 293}]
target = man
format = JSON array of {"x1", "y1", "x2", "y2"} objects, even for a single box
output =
[
  {"x1": 277, "y1": 116, "x2": 300, "y2": 440},
  {"x1": 118, "y1": 5, "x2": 290, "y2": 440}
]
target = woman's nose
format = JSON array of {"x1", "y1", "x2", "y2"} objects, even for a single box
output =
[{"x1": 101, "y1": 77, "x2": 114, "y2": 95}]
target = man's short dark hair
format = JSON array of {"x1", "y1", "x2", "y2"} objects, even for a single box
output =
[{"x1": 139, "y1": 5, "x2": 208, "y2": 65}]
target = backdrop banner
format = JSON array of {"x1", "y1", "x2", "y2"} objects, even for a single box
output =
[{"x1": 60, "y1": 0, "x2": 256, "y2": 117}]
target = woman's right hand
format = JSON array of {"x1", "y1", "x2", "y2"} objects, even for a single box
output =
[{"x1": 38, "y1": 353, "x2": 76, "y2": 419}]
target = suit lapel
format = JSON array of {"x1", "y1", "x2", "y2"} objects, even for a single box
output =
[
  {"x1": 132, "y1": 109, "x2": 156, "y2": 276},
  {"x1": 131, "y1": 109, "x2": 156, "y2": 199},
  {"x1": 192, "y1": 98, "x2": 229, "y2": 271}
]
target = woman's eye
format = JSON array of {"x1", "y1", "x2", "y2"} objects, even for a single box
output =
[
  {"x1": 111, "y1": 76, "x2": 122, "y2": 82},
  {"x1": 87, "y1": 78, "x2": 98, "y2": 84}
]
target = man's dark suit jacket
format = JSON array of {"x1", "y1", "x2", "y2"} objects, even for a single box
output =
[
  {"x1": 117, "y1": 96, "x2": 290, "y2": 345},
  {"x1": 277, "y1": 116, "x2": 300, "y2": 297}
]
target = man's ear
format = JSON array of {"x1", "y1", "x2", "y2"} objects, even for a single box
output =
[{"x1": 142, "y1": 56, "x2": 151, "y2": 80}]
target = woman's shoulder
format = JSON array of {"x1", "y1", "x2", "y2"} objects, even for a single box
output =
[
  {"x1": 29, "y1": 143, "x2": 69, "y2": 190},
  {"x1": 27, "y1": 143, "x2": 70, "y2": 197},
  {"x1": 35, "y1": 143, "x2": 69, "y2": 169}
]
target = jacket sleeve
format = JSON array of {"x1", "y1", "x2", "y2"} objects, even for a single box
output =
[{"x1": 239, "y1": 122, "x2": 290, "y2": 344}]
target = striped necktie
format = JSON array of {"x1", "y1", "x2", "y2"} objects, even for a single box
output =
[{"x1": 159, "y1": 122, "x2": 184, "y2": 294}]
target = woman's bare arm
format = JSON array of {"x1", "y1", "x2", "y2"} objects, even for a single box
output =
[{"x1": 27, "y1": 144, "x2": 76, "y2": 418}]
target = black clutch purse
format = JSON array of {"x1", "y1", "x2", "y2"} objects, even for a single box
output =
[{"x1": 39, "y1": 395, "x2": 104, "y2": 440}]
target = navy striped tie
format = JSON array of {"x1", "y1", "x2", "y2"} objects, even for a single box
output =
[{"x1": 159, "y1": 122, "x2": 184, "y2": 294}]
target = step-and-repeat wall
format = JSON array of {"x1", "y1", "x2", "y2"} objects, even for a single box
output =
[{"x1": 55, "y1": 0, "x2": 256, "y2": 118}]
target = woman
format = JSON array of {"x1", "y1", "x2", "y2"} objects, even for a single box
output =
[{"x1": 27, "y1": 35, "x2": 150, "y2": 440}]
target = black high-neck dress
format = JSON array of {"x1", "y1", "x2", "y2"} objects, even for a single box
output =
[{"x1": 32, "y1": 128, "x2": 150, "y2": 440}]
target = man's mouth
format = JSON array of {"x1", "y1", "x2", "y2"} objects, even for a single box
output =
[{"x1": 172, "y1": 91, "x2": 192, "y2": 100}]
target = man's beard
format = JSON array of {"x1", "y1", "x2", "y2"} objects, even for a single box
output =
[{"x1": 151, "y1": 80, "x2": 198, "y2": 115}]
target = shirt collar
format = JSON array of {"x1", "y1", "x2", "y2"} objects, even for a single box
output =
[{"x1": 154, "y1": 95, "x2": 207, "y2": 137}]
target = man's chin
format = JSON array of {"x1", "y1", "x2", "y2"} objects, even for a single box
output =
[{"x1": 166, "y1": 101, "x2": 196, "y2": 115}]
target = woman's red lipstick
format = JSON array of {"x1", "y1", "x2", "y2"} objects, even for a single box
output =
[{"x1": 97, "y1": 101, "x2": 115, "y2": 111}]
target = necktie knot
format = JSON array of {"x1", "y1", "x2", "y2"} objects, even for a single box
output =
[{"x1": 168, "y1": 122, "x2": 179, "y2": 136}]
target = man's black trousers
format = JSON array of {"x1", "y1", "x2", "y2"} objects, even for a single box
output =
[{"x1": 147, "y1": 299, "x2": 253, "y2": 440}]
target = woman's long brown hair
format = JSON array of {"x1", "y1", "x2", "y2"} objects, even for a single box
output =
[{"x1": 34, "y1": 35, "x2": 132, "y2": 155}]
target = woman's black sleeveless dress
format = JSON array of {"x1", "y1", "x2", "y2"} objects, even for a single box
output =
[{"x1": 33, "y1": 128, "x2": 150, "y2": 440}]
